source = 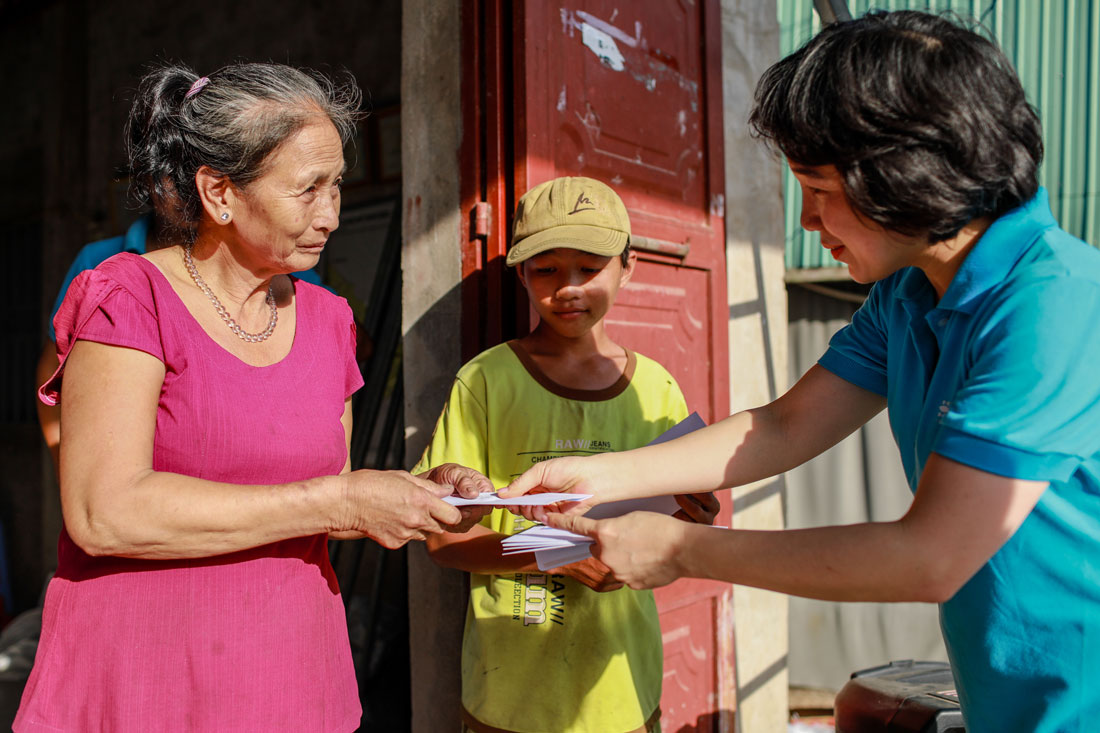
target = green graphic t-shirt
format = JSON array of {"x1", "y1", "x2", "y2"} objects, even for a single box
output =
[{"x1": 415, "y1": 341, "x2": 688, "y2": 733}]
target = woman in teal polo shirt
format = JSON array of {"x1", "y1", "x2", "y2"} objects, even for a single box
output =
[{"x1": 502, "y1": 10, "x2": 1100, "y2": 732}]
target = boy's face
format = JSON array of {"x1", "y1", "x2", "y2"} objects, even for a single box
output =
[{"x1": 517, "y1": 247, "x2": 636, "y2": 338}]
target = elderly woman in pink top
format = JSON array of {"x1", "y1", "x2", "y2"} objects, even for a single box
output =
[{"x1": 15, "y1": 63, "x2": 489, "y2": 733}]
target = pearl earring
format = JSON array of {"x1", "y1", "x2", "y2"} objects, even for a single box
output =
[{"x1": 220, "y1": 213, "x2": 230, "y2": 221}]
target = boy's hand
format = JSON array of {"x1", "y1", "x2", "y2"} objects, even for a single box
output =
[
  {"x1": 421, "y1": 463, "x2": 495, "y2": 499},
  {"x1": 419, "y1": 463, "x2": 496, "y2": 533},
  {"x1": 673, "y1": 492, "x2": 720, "y2": 525},
  {"x1": 554, "y1": 556, "x2": 624, "y2": 593}
]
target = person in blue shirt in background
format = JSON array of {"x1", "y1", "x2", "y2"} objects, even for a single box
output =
[
  {"x1": 503, "y1": 10, "x2": 1100, "y2": 732},
  {"x1": 35, "y1": 211, "x2": 324, "y2": 469}
]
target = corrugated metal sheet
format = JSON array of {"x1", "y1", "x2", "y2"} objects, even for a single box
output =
[{"x1": 777, "y1": 0, "x2": 1100, "y2": 270}]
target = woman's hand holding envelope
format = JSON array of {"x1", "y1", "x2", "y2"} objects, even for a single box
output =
[
  {"x1": 498, "y1": 453, "x2": 619, "y2": 522},
  {"x1": 544, "y1": 511, "x2": 697, "y2": 590}
]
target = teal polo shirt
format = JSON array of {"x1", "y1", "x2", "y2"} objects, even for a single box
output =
[
  {"x1": 49, "y1": 215, "x2": 325, "y2": 341},
  {"x1": 820, "y1": 189, "x2": 1100, "y2": 732}
]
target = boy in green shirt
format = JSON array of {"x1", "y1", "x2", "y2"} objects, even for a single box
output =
[{"x1": 414, "y1": 176, "x2": 718, "y2": 733}]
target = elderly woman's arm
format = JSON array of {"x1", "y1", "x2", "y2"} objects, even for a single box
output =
[
  {"x1": 60, "y1": 339, "x2": 477, "y2": 559},
  {"x1": 329, "y1": 398, "x2": 491, "y2": 540}
]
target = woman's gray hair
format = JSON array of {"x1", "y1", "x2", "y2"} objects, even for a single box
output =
[{"x1": 126, "y1": 62, "x2": 362, "y2": 239}]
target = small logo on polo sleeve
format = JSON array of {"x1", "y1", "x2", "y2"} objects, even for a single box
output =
[{"x1": 937, "y1": 401, "x2": 951, "y2": 423}]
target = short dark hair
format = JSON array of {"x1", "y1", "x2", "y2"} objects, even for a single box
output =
[
  {"x1": 126, "y1": 62, "x2": 362, "y2": 240},
  {"x1": 749, "y1": 10, "x2": 1043, "y2": 242},
  {"x1": 620, "y1": 243, "x2": 632, "y2": 268}
]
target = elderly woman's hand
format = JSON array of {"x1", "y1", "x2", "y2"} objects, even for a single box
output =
[
  {"x1": 339, "y1": 469, "x2": 467, "y2": 549},
  {"x1": 419, "y1": 463, "x2": 495, "y2": 533}
]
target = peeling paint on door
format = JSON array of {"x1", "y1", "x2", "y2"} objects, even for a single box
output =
[{"x1": 580, "y1": 22, "x2": 625, "y2": 71}]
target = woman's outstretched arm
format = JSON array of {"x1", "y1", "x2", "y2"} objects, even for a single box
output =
[
  {"x1": 60, "y1": 339, "x2": 481, "y2": 558},
  {"x1": 546, "y1": 454, "x2": 1046, "y2": 602},
  {"x1": 502, "y1": 365, "x2": 886, "y2": 511}
]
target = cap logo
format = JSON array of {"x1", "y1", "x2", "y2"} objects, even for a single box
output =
[{"x1": 568, "y1": 192, "x2": 596, "y2": 215}]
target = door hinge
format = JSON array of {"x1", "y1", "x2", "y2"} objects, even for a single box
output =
[{"x1": 472, "y1": 201, "x2": 492, "y2": 239}]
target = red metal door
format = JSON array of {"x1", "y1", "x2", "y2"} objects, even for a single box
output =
[{"x1": 461, "y1": 1, "x2": 734, "y2": 729}]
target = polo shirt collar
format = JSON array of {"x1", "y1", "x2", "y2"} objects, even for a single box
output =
[
  {"x1": 123, "y1": 213, "x2": 151, "y2": 254},
  {"x1": 891, "y1": 189, "x2": 1055, "y2": 312},
  {"x1": 936, "y1": 188, "x2": 1056, "y2": 313}
]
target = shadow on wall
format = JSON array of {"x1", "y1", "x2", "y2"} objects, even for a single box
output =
[
  {"x1": 401, "y1": 277, "x2": 469, "y2": 733},
  {"x1": 672, "y1": 709, "x2": 736, "y2": 732},
  {"x1": 785, "y1": 283, "x2": 948, "y2": 692}
]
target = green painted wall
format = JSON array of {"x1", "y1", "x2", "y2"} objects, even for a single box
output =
[{"x1": 777, "y1": 0, "x2": 1100, "y2": 269}]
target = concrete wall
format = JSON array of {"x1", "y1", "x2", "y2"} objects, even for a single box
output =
[
  {"x1": 400, "y1": 1, "x2": 466, "y2": 731},
  {"x1": 720, "y1": 1, "x2": 790, "y2": 731}
]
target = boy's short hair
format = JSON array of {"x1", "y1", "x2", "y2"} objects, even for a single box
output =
[
  {"x1": 506, "y1": 177, "x2": 631, "y2": 266},
  {"x1": 618, "y1": 243, "x2": 632, "y2": 268},
  {"x1": 749, "y1": 10, "x2": 1043, "y2": 242}
]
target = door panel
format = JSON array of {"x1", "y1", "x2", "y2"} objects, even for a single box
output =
[
  {"x1": 606, "y1": 261, "x2": 712, "y2": 419},
  {"x1": 661, "y1": 598, "x2": 719, "y2": 726},
  {"x1": 462, "y1": 0, "x2": 734, "y2": 728},
  {"x1": 517, "y1": 0, "x2": 728, "y2": 424},
  {"x1": 552, "y1": 5, "x2": 708, "y2": 198},
  {"x1": 516, "y1": 4, "x2": 733, "y2": 730}
]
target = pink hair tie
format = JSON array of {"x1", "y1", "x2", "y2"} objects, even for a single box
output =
[{"x1": 184, "y1": 76, "x2": 210, "y2": 100}]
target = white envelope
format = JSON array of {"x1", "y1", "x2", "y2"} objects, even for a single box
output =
[{"x1": 443, "y1": 491, "x2": 592, "y2": 507}]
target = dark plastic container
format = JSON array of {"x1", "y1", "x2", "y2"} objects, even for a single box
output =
[{"x1": 834, "y1": 660, "x2": 965, "y2": 733}]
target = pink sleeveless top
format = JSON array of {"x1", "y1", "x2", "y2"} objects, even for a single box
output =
[{"x1": 16, "y1": 253, "x2": 363, "y2": 732}]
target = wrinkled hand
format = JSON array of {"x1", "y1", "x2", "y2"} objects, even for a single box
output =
[
  {"x1": 422, "y1": 463, "x2": 494, "y2": 499},
  {"x1": 341, "y1": 469, "x2": 464, "y2": 549},
  {"x1": 419, "y1": 463, "x2": 495, "y2": 533},
  {"x1": 552, "y1": 555, "x2": 624, "y2": 592},
  {"x1": 544, "y1": 511, "x2": 690, "y2": 590},
  {"x1": 673, "y1": 492, "x2": 720, "y2": 525}
]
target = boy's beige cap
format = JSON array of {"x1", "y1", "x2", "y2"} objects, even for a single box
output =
[{"x1": 506, "y1": 176, "x2": 630, "y2": 266}]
